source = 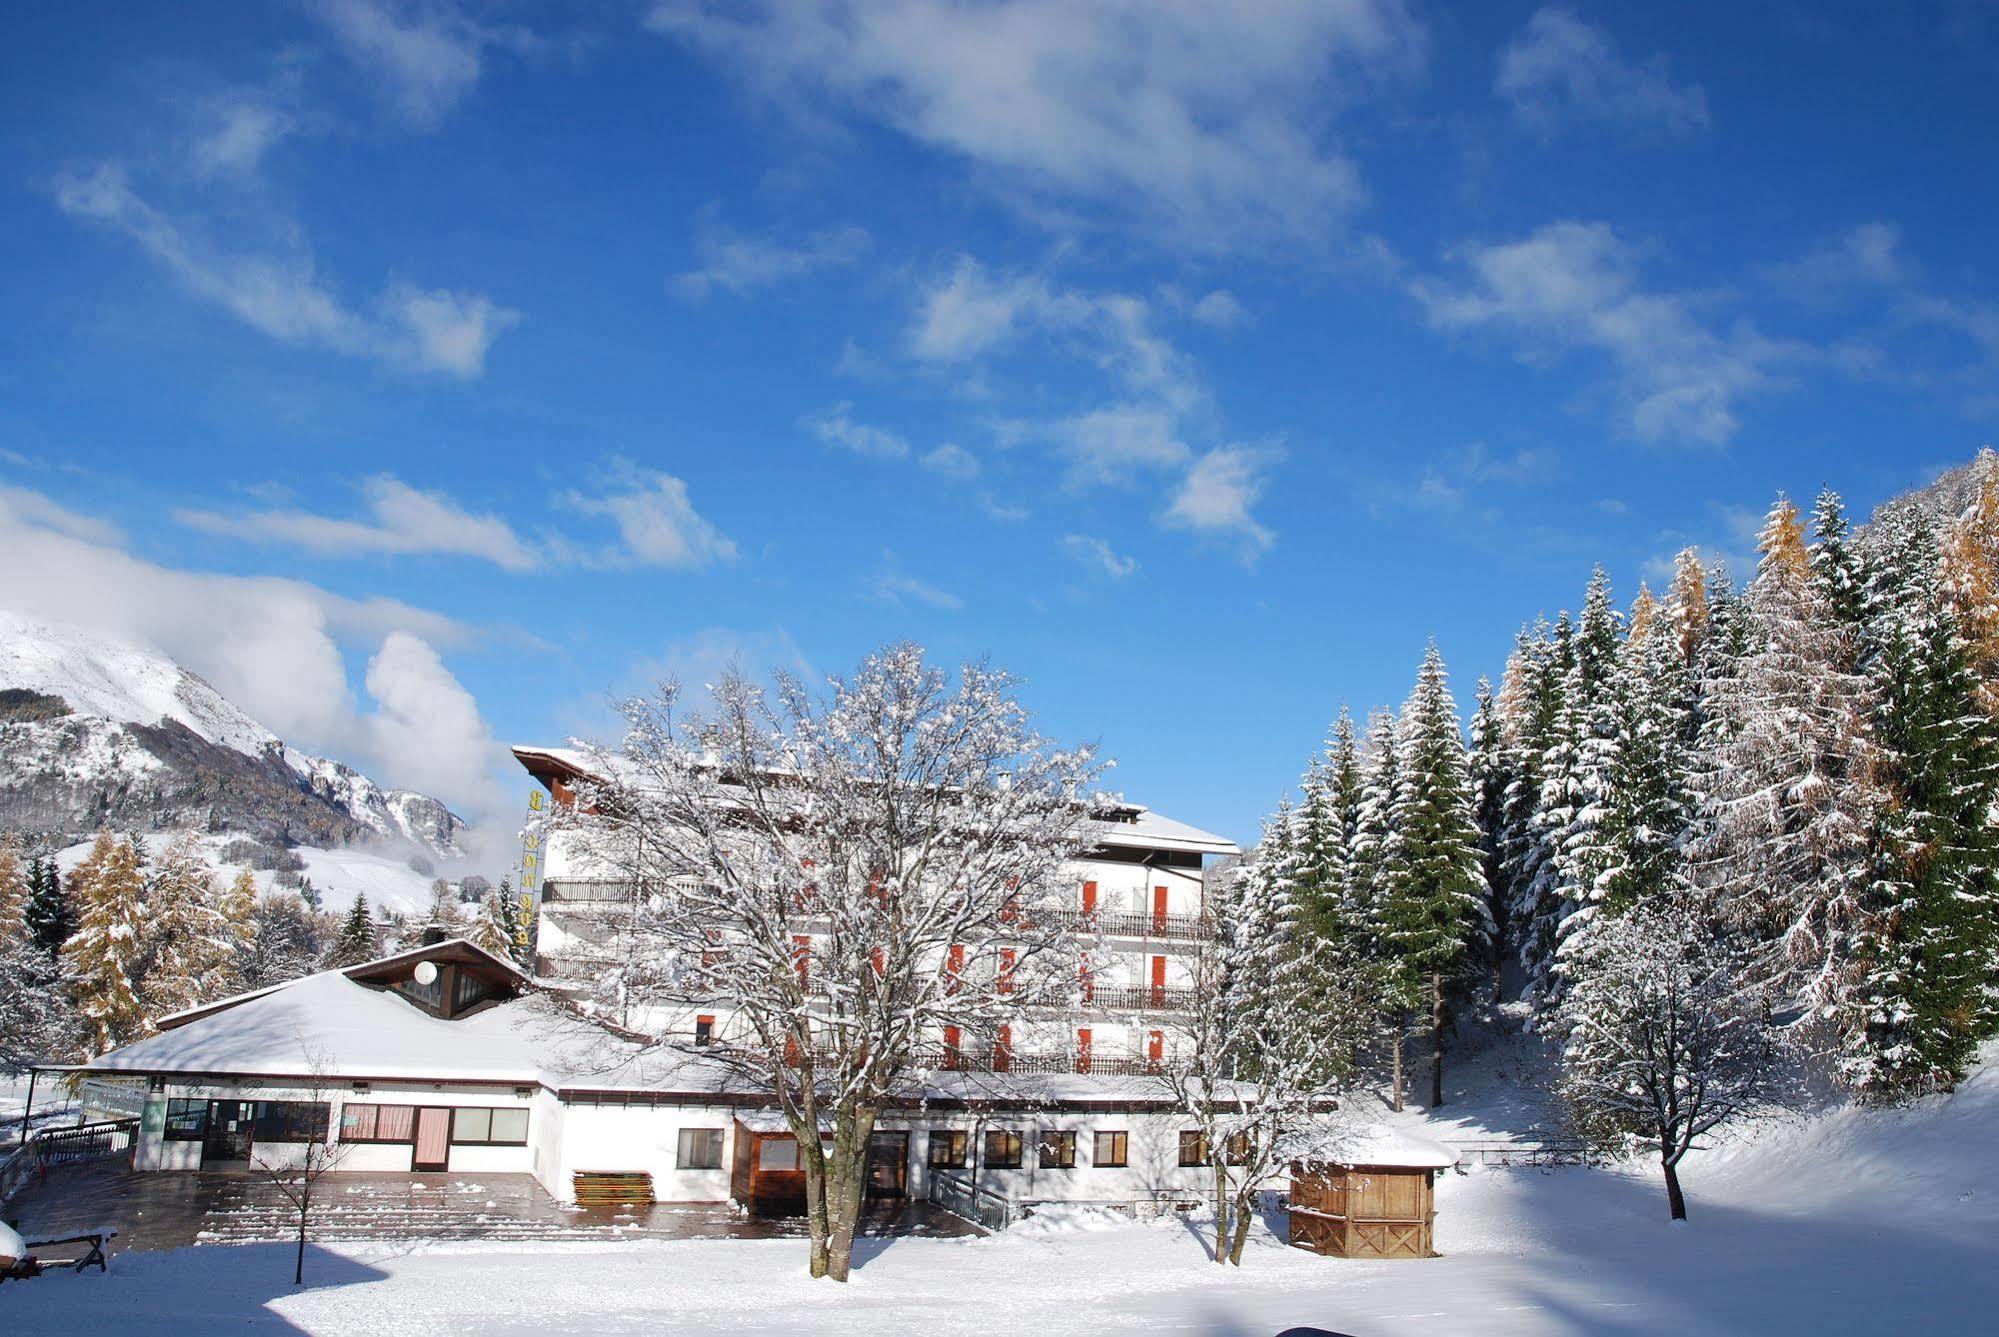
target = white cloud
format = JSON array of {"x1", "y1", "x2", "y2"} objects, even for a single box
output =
[
  {"x1": 1414, "y1": 221, "x2": 1788, "y2": 444},
  {"x1": 806, "y1": 403, "x2": 911, "y2": 460},
  {"x1": 1164, "y1": 446, "x2": 1276, "y2": 555},
  {"x1": 309, "y1": 0, "x2": 491, "y2": 127},
  {"x1": 560, "y1": 466, "x2": 738, "y2": 569},
  {"x1": 0, "y1": 483, "x2": 503, "y2": 816},
  {"x1": 1059, "y1": 534, "x2": 1138, "y2": 580},
  {"x1": 54, "y1": 163, "x2": 517, "y2": 378},
  {"x1": 175, "y1": 475, "x2": 538, "y2": 570},
  {"x1": 920, "y1": 442, "x2": 980, "y2": 480},
  {"x1": 1190, "y1": 289, "x2": 1250, "y2": 330},
  {"x1": 672, "y1": 221, "x2": 868, "y2": 300},
  {"x1": 870, "y1": 559, "x2": 963, "y2": 610},
  {"x1": 0, "y1": 485, "x2": 125, "y2": 546},
  {"x1": 1496, "y1": 8, "x2": 1709, "y2": 133},
  {"x1": 648, "y1": 0, "x2": 1423, "y2": 251},
  {"x1": 188, "y1": 97, "x2": 294, "y2": 177},
  {"x1": 364, "y1": 630, "x2": 509, "y2": 815},
  {"x1": 1052, "y1": 405, "x2": 1191, "y2": 488}
]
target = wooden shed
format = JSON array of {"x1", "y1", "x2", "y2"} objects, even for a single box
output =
[
  {"x1": 1288, "y1": 1126, "x2": 1458, "y2": 1260},
  {"x1": 732, "y1": 1114, "x2": 809, "y2": 1217}
]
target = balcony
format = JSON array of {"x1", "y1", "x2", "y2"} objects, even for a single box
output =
[
  {"x1": 1052, "y1": 909, "x2": 1212, "y2": 943},
  {"x1": 1077, "y1": 984, "x2": 1197, "y2": 1014}
]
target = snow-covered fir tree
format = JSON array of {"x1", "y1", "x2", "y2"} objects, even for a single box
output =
[
  {"x1": 1809, "y1": 487, "x2": 1870, "y2": 647},
  {"x1": 1848, "y1": 509, "x2": 1999, "y2": 1097},
  {"x1": 1691, "y1": 496, "x2": 1879, "y2": 1033},
  {"x1": 241, "y1": 892, "x2": 325, "y2": 989},
  {"x1": 1500, "y1": 613, "x2": 1575, "y2": 1005},
  {"x1": 1939, "y1": 448, "x2": 1999, "y2": 715},
  {"x1": 1540, "y1": 569, "x2": 1627, "y2": 989},
  {"x1": 62, "y1": 831, "x2": 149, "y2": 1051},
  {"x1": 468, "y1": 880, "x2": 519, "y2": 959},
  {"x1": 0, "y1": 833, "x2": 26, "y2": 939},
  {"x1": 1467, "y1": 677, "x2": 1511, "y2": 1001},
  {"x1": 24, "y1": 854, "x2": 74, "y2": 958},
  {"x1": 1380, "y1": 643, "x2": 1488, "y2": 1109},
  {"x1": 327, "y1": 893, "x2": 379, "y2": 967}
]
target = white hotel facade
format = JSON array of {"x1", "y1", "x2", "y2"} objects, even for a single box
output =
[{"x1": 73, "y1": 745, "x2": 1251, "y2": 1220}]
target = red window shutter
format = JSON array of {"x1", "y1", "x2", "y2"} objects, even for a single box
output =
[
  {"x1": 1079, "y1": 958, "x2": 1094, "y2": 1003},
  {"x1": 1081, "y1": 880, "x2": 1097, "y2": 914},
  {"x1": 943, "y1": 1025, "x2": 962, "y2": 1069},
  {"x1": 870, "y1": 947, "x2": 885, "y2": 977},
  {"x1": 1147, "y1": 1028, "x2": 1164, "y2": 1062},
  {"x1": 1152, "y1": 885, "x2": 1169, "y2": 931},
  {"x1": 994, "y1": 1024, "x2": 1013, "y2": 1073},
  {"x1": 1150, "y1": 954, "x2": 1167, "y2": 1005},
  {"x1": 1076, "y1": 1028, "x2": 1093, "y2": 1075},
  {"x1": 794, "y1": 935, "x2": 812, "y2": 989},
  {"x1": 947, "y1": 943, "x2": 965, "y2": 994},
  {"x1": 998, "y1": 947, "x2": 1017, "y2": 993}
]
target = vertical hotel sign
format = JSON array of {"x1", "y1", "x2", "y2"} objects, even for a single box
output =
[{"x1": 518, "y1": 789, "x2": 545, "y2": 956}]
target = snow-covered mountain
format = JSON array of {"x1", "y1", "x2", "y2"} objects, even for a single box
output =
[{"x1": 0, "y1": 608, "x2": 462, "y2": 856}]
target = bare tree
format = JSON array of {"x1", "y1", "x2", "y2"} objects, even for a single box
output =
[
  {"x1": 1159, "y1": 847, "x2": 1383, "y2": 1266},
  {"x1": 559, "y1": 643, "x2": 1106, "y2": 1281},
  {"x1": 250, "y1": 1045, "x2": 347, "y2": 1285},
  {"x1": 1557, "y1": 900, "x2": 1794, "y2": 1221}
]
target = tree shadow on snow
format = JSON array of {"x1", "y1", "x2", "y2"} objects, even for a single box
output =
[{"x1": 0, "y1": 1242, "x2": 389, "y2": 1334}]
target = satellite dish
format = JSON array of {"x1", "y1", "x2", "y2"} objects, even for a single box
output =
[{"x1": 413, "y1": 961, "x2": 439, "y2": 986}]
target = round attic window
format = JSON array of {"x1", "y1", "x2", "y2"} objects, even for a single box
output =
[{"x1": 413, "y1": 961, "x2": 439, "y2": 986}]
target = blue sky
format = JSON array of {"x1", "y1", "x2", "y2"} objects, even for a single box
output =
[{"x1": 3, "y1": 2, "x2": 1997, "y2": 854}]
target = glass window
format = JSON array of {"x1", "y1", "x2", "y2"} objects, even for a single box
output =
[
  {"x1": 340, "y1": 1104, "x2": 378, "y2": 1141},
  {"x1": 163, "y1": 1098, "x2": 207, "y2": 1141},
  {"x1": 927, "y1": 1130, "x2": 967, "y2": 1169},
  {"x1": 983, "y1": 1129, "x2": 1023, "y2": 1170},
  {"x1": 451, "y1": 1107, "x2": 493, "y2": 1144},
  {"x1": 488, "y1": 1108, "x2": 529, "y2": 1145},
  {"x1": 251, "y1": 1101, "x2": 329, "y2": 1144},
  {"x1": 1178, "y1": 1130, "x2": 1208, "y2": 1168},
  {"x1": 760, "y1": 1136, "x2": 799, "y2": 1170},
  {"x1": 678, "y1": 1127, "x2": 725, "y2": 1170},
  {"x1": 376, "y1": 1105, "x2": 416, "y2": 1142},
  {"x1": 1093, "y1": 1130, "x2": 1128, "y2": 1168},
  {"x1": 1037, "y1": 1130, "x2": 1076, "y2": 1169},
  {"x1": 694, "y1": 1015, "x2": 715, "y2": 1046}
]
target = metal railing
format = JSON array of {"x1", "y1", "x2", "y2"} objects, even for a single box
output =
[
  {"x1": 928, "y1": 1167, "x2": 1014, "y2": 1232},
  {"x1": 1053, "y1": 909, "x2": 1212, "y2": 942},
  {"x1": 1081, "y1": 985, "x2": 1197, "y2": 1013},
  {"x1": 1445, "y1": 1139, "x2": 1599, "y2": 1168},
  {"x1": 31, "y1": 1117, "x2": 139, "y2": 1167}
]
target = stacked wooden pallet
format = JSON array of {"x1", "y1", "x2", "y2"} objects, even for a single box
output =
[{"x1": 571, "y1": 1172, "x2": 655, "y2": 1206}]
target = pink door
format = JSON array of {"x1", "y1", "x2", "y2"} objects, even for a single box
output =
[{"x1": 414, "y1": 1107, "x2": 450, "y2": 1171}]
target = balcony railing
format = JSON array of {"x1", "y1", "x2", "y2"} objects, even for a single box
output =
[
  {"x1": 1052, "y1": 909, "x2": 1212, "y2": 942},
  {"x1": 1076, "y1": 984, "x2": 1197, "y2": 1014}
]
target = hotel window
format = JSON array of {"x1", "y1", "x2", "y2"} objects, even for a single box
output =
[
  {"x1": 1036, "y1": 1130, "x2": 1076, "y2": 1169},
  {"x1": 450, "y1": 1107, "x2": 529, "y2": 1147},
  {"x1": 694, "y1": 1014, "x2": 715, "y2": 1046},
  {"x1": 928, "y1": 1130, "x2": 968, "y2": 1169},
  {"x1": 1178, "y1": 1130, "x2": 1208, "y2": 1167},
  {"x1": 340, "y1": 1104, "x2": 418, "y2": 1144},
  {"x1": 1092, "y1": 1130, "x2": 1128, "y2": 1168},
  {"x1": 163, "y1": 1098, "x2": 208, "y2": 1141},
  {"x1": 678, "y1": 1127, "x2": 725, "y2": 1170},
  {"x1": 251, "y1": 1101, "x2": 330, "y2": 1144},
  {"x1": 983, "y1": 1129, "x2": 1024, "y2": 1170}
]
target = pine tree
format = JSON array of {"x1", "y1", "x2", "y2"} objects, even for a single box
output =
[
  {"x1": 328, "y1": 893, "x2": 378, "y2": 967},
  {"x1": 24, "y1": 855, "x2": 74, "y2": 959},
  {"x1": 1692, "y1": 496, "x2": 1879, "y2": 1027},
  {"x1": 62, "y1": 832, "x2": 150, "y2": 1051},
  {"x1": 1380, "y1": 644, "x2": 1488, "y2": 1109},
  {"x1": 220, "y1": 868, "x2": 259, "y2": 959},
  {"x1": 241, "y1": 893, "x2": 325, "y2": 988},
  {"x1": 1505, "y1": 613, "x2": 1576, "y2": 1005},
  {"x1": 1542, "y1": 569, "x2": 1626, "y2": 988},
  {"x1": 1467, "y1": 677, "x2": 1511, "y2": 1002},
  {"x1": 497, "y1": 877, "x2": 534, "y2": 972},
  {"x1": 139, "y1": 834, "x2": 240, "y2": 1019},
  {"x1": 1809, "y1": 487, "x2": 1870, "y2": 644},
  {"x1": 1294, "y1": 710, "x2": 1368, "y2": 957},
  {"x1": 468, "y1": 882, "x2": 516, "y2": 957},
  {"x1": 1848, "y1": 510, "x2": 1999, "y2": 1097}
]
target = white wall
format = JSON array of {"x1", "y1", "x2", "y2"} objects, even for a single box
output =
[{"x1": 548, "y1": 1101, "x2": 736, "y2": 1204}]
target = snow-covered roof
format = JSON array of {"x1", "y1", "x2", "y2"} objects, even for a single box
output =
[
  {"x1": 1323, "y1": 1124, "x2": 1460, "y2": 1169},
  {"x1": 513, "y1": 744, "x2": 1241, "y2": 859}
]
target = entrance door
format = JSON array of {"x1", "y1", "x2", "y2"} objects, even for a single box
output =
[
  {"x1": 865, "y1": 1132, "x2": 908, "y2": 1200},
  {"x1": 414, "y1": 1107, "x2": 451, "y2": 1172},
  {"x1": 203, "y1": 1100, "x2": 256, "y2": 1164}
]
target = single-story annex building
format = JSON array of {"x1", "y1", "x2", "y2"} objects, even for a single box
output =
[{"x1": 74, "y1": 939, "x2": 1244, "y2": 1216}]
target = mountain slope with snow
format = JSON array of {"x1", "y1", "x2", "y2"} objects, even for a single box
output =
[{"x1": 0, "y1": 608, "x2": 462, "y2": 856}]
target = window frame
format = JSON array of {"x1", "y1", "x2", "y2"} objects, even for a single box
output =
[
  {"x1": 677, "y1": 1126, "x2": 726, "y2": 1170},
  {"x1": 163, "y1": 1097, "x2": 208, "y2": 1142},
  {"x1": 339, "y1": 1103, "x2": 422, "y2": 1145},
  {"x1": 982, "y1": 1128, "x2": 1024, "y2": 1171},
  {"x1": 1092, "y1": 1129, "x2": 1129, "y2": 1168},
  {"x1": 927, "y1": 1130, "x2": 968, "y2": 1169},
  {"x1": 1036, "y1": 1129, "x2": 1077, "y2": 1170},
  {"x1": 445, "y1": 1105, "x2": 529, "y2": 1148},
  {"x1": 250, "y1": 1100, "x2": 330, "y2": 1145},
  {"x1": 1177, "y1": 1130, "x2": 1208, "y2": 1168}
]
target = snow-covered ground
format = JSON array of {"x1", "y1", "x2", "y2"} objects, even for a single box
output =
[
  {"x1": 51, "y1": 833, "x2": 448, "y2": 916},
  {"x1": 7, "y1": 1047, "x2": 1997, "y2": 1334}
]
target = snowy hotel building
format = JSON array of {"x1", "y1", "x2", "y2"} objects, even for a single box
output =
[{"x1": 70, "y1": 748, "x2": 1247, "y2": 1221}]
